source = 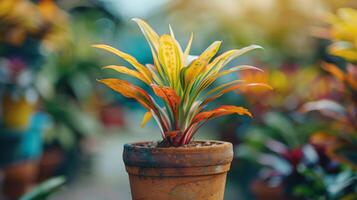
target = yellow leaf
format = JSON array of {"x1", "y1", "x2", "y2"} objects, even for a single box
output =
[
  {"x1": 132, "y1": 18, "x2": 159, "y2": 51},
  {"x1": 158, "y1": 35, "x2": 183, "y2": 87},
  {"x1": 92, "y1": 44, "x2": 152, "y2": 83},
  {"x1": 208, "y1": 45, "x2": 263, "y2": 75},
  {"x1": 169, "y1": 24, "x2": 175, "y2": 39},
  {"x1": 185, "y1": 41, "x2": 221, "y2": 83},
  {"x1": 183, "y1": 32, "x2": 193, "y2": 64},
  {"x1": 141, "y1": 111, "x2": 152, "y2": 127},
  {"x1": 103, "y1": 65, "x2": 150, "y2": 85},
  {"x1": 132, "y1": 18, "x2": 166, "y2": 79},
  {"x1": 199, "y1": 65, "x2": 264, "y2": 91},
  {"x1": 203, "y1": 82, "x2": 272, "y2": 105}
]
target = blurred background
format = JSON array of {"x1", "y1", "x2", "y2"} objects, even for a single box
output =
[{"x1": 0, "y1": 0, "x2": 357, "y2": 199}]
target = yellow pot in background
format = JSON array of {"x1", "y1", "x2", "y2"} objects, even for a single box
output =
[{"x1": 2, "y1": 95, "x2": 35, "y2": 131}]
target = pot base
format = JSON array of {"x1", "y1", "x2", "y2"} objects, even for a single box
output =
[{"x1": 128, "y1": 173, "x2": 227, "y2": 200}]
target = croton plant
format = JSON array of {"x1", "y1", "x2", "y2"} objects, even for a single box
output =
[
  {"x1": 94, "y1": 18, "x2": 271, "y2": 147},
  {"x1": 302, "y1": 8, "x2": 357, "y2": 168}
]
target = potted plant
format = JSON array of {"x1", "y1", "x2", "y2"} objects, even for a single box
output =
[
  {"x1": 302, "y1": 8, "x2": 357, "y2": 169},
  {"x1": 0, "y1": 0, "x2": 68, "y2": 199},
  {"x1": 94, "y1": 18, "x2": 271, "y2": 199}
]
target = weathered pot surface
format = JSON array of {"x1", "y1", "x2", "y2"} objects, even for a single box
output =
[{"x1": 123, "y1": 140, "x2": 233, "y2": 200}]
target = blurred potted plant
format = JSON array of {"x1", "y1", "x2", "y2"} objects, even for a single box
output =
[
  {"x1": 0, "y1": 0, "x2": 67, "y2": 199},
  {"x1": 34, "y1": 6, "x2": 110, "y2": 182},
  {"x1": 238, "y1": 112, "x2": 356, "y2": 200},
  {"x1": 94, "y1": 18, "x2": 271, "y2": 199},
  {"x1": 302, "y1": 8, "x2": 357, "y2": 169}
]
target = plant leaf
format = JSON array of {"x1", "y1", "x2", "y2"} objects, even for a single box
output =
[
  {"x1": 92, "y1": 44, "x2": 152, "y2": 83},
  {"x1": 203, "y1": 82, "x2": 272, "y2": 106},
  {"x1": 98, "y1": 79, "x2": 155, "y2": 111},
  {"x1": 20, "y1": 176, "x2": 65, "y2": 200},
  {"x1": 207, "y1": 45, "x2": 263, "y2": 75},
  {"x1": 158, "y1": 34, "x2": 183, "y2": 87},
  {"x1": 322, "y1": 63, "x2": 345, "y2": 81},
  {"x1": 192, "y1": 105, "x2": 252, "y2": 124},
  {"x1": 300, "y1": 99, "x2": 347, "y2": 120},
  {"x1": 217, "y1": 65, "x2": 263, "y2": 78},
  {"x1": 197, "y1": 65, "x2": 264, "y2": 92},
  {"x1": 169, "y1": 24, "x2": 175, "y2": 39},
  {"x1": 151, "y1": 84, "x2": 181, "y2": 114},
  {"x1": 185, "y1": 41, "x2": 222, "y2": 83},
  {"x1": 141, "y1": 111, "x2": 152, "y2": 127},
  {"x1": 132, "y1": 18, "x2": 159, "y2": 51},
  {"x1": 183, "y1": 32, "x2": 193, "y2": 65},
  {"x1": 103, "y1": 65, "x2": 150, "y2": 84},
  {"x1": 132, "y1": 18, "x2": 166, "y2": 82}
]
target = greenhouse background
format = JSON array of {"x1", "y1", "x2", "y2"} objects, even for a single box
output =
[{"x1": 0, "y1": 0, "x2": 357, "y2": 199}]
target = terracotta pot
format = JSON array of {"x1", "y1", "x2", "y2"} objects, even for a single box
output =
[
  {"x1": 250, "y1": 180, "x2": 286, "y2": 200},
  {"x1": 123, "y1": 140, "x2": 233, "y2": 200},
  {"x1": 250, "y1": 180, "x2": 300, "y2": 200},
  {"x1": 37, "y1": 148, "x2": 64, "y2": 182},
  {"x1": 2, "y1": 160, "x2": 39, "y2": 200}
]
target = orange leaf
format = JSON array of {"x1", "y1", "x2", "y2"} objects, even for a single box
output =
[
  {"x1": 98, "y1": 79, "x2": 155, "y2": 111},
  {"x1": 192, "y1": 105, "x2": 252, "y2": 124},
  {"x1": 322, "y1": 63, "x2": 345, "y2": 81},
  {"x1": 103, "y1": 65, "x2": 150, "y2": 85},
  {"x1": 151, "y1": 84, "x2": 180, "y2": 113}
]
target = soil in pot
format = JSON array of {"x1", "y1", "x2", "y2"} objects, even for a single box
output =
[{"x1": 123, "y1": 140, "x2": 233, "y2": 200}]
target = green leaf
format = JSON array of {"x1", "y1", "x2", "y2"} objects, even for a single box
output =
[{"x1": 20, "y1": 176, "x2": 66, "y2": 200}]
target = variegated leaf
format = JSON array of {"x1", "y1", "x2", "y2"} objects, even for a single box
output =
[
  {"x1": 132, "y1": 18, "x2": 159, "y2": 51},
  {"x1": 151, "y1": 84, "x2": 181, "y2": 113},
  {"x1": 185, "y1": 41, "x2": 222, "y2": 83},
  {"x1": 92, "y1": 44, "x2": 152, "y2": 83},
  {"x1": 203, "y1": 82, "x2": 272, "y2": 105},
  {"x1": 103, "y1": 65, "x2": 150, "y2": 85},
  {"x1": 192, "y1": 105, "x2": 252, "y2": 124},
  {"x1": 158, "y1": 35, "x2": 183, "y2": 87},
  {"x1": 98, "y1": 79, "x2": 154, "y2": 111}
]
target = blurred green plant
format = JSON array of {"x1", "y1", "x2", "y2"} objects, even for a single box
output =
[
  {"x1": 302, "y1": 8, "x2": 357, "y2": 169},
  {"x1": 237, "y1": 112, "x2": 357, "y2": 199},
  {"x1": 20, "y1": 176, "x2": 66, "y2": 200},
  {"x1": 35, "y1": 7, "x2": 114, "y2": 149}
]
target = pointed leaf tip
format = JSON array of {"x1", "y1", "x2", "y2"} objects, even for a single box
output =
[
  {"x1": 131, "y1": 17, "x2": 140, "y2": 22},
  {"x1": 251, "y1": 44, "x2": 264, "y2": 50},
  {"x1": 141, "y1": 111, "x2": 153, "y2": 128}
]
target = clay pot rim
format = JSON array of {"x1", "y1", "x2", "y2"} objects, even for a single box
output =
[
  {"x1": 124, "y1": 140, "x2": 230, "y2": 152},
  {"x1": 123, "y1": 140, "x2": 233, "y2": 168}
]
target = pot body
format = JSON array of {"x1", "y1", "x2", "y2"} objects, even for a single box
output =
[
  {"x1": 2, "y1": 160, "x2": 39, "y2": 200},
  {"x1": 251, "y1": 180, "x2": 286, "y2": 200},
  {"x1": 123, "y1": 140, "x2": 233, "y2": 200}
]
